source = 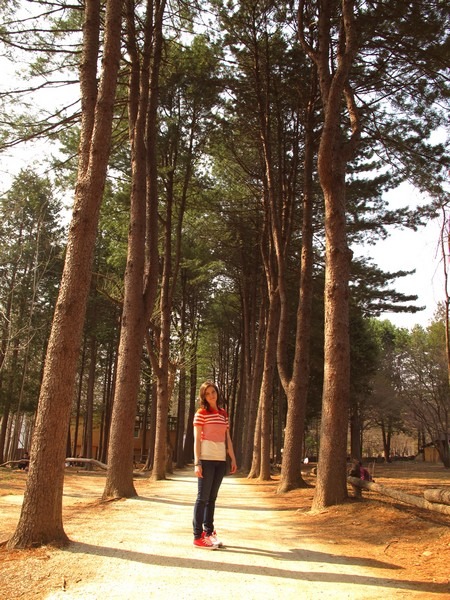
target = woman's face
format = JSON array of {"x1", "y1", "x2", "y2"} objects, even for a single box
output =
[{"x1": 204, "y1": 385, "x2": 218, "y2": 405}]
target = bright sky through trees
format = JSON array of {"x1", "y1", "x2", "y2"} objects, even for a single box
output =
[{"x1": 355, "y1": 183, "x2": 445, "y2": 330}]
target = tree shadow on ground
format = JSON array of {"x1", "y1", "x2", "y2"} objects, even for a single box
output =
[{"x1": 64, "y1": 540, "x2": 448, "y2": 596}]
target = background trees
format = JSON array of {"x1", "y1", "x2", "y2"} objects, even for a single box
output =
[
  {"x1": 400, "y1": 322, "x2": 450, "y2": 467},
  {"x1": 0, "y1": 169, "x2": 64, "y2": 464}
]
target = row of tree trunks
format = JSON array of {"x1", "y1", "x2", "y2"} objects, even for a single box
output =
[{"x1": 348, "y1": 476, "x2": 450, "y2": 516}]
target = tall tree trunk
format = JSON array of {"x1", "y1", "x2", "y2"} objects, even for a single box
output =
[
  {"x1": 151, "y1": 95, "x2": 191, "y2": 478},
  {"x1": 242, "y1": 294, "x2": 266, "y2": 473},
  {"x1": 151, "y1": 176, "x2": 173, "y2": 481},
  {"x1": 248, "y1": 402, "x2": 262, "y2": 479},
  {"x1": 250, "y1": 290, "x2": 279, "y2": 480},
  {"x1": 100, "y1": 340, "x2": 117, "y2": 464},
  {"x1": 174, "y1": 271, "x2": 188, "y2": 468},
  {"x1": 7, "y1": 0, "x2": 124, "y2": 548},
  {"x1": 232, "y1": 326, "x2": 247, "y2": 465},
  {"x1": 0, "y1": 261, "x2": 16, "y2": 463},
  {"x1": 350, "y1": 404, "x2": 362, "y2": 461},
  {"x1": 381, "y1": 418, "x2": 392, "y2": 462},
  {"x1": 140, "y1": 380, "x2": 151, "y2": 463},
  {"x1": 103, "y1": 0, "x2": 165, "y2": 499},
  {"x1": 313, "y1": 165, "x2": 352, "y2": 508},
  {"x1": 299, "y1": 0, "x2": 360, "y2": 510},
  {"x1": 0, "y1": 403, "x2": 11, "y2": 464},
  {"x1": 84, "y1": 335, "x2": 97, "y2": 469},
  {"x1": 73, "y1": 339, "x2": 87, "y2": 458},
  {"x1": 144, "y1": 380, "x2": 158, "y2": 470},
  {"x1": 277, "y1": 69, "x2": 318, "y2": 493},
  {"x1": 440, "y1": 208, "x2": 450, "y2": 469},
  {"x1": 175, "y1": 365, "x2": 186, "y2": 468},
  {"x1": 183, "y1": 354, "x2": 198, "y2": 465}
]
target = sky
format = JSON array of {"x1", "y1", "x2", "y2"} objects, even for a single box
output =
[{"x1": 354, "y1": 183, "x2": 446, "y2": 330}]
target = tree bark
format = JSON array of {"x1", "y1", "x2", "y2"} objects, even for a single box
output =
[{"x1": 7, "y1": 0, "x2": 124, "y2": 548}]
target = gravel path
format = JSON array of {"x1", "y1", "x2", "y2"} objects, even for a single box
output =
[{"x1": 7, "y1": 470, "x2": 436, "y2": 600}]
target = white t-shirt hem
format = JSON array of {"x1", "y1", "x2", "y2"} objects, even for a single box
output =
[{"x1": 200, "y1": 440, "x2": 226, "y2": 461}]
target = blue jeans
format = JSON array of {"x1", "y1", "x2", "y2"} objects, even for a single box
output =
[{"x1": 193, "y1": 460, "x2": 226, "y2": 538}]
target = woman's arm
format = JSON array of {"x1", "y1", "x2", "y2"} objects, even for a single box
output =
[
  {"x1": 193, "y1": 426, "x2": 203, "y2": 478},
  {"x1": 226, "y1": 429, "x2": 238, "y2": 474}
]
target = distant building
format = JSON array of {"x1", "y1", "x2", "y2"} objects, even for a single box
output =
[
  {"x1": 69, "y1": 416, "x2": 177, "y2": 463},
  {"x1": 420, "y1": 433, "x2": 450, "y2": 463}
]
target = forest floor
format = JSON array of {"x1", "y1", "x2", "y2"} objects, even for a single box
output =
[{"x1": 0, "y1": 460, "x2": 449, "y2": 600}]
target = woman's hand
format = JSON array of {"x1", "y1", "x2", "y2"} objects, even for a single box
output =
[{"x1": 194, "y1": 464, "x2": 203, "y2": 478}]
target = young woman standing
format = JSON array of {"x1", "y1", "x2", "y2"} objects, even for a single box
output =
[{"x1": 192, "y1": 381, "x2": 237, "y2": 549}]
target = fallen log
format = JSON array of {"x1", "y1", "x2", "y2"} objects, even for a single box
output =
[
  {"x1": 0, "y1": 459, "x2": 29, "y2": 468},
  {"x1": 1, "y1": 458, "x2": 107, "y2": 470},
  {"x1": 423, "y1": 488, "x2": 450, "y2": 506},
  {"x1": 347, "y1": 476, "x2": 450, "y2": 516},
  {"x1": 65, "y1": 457, "x2": 107, "y2": 470}
]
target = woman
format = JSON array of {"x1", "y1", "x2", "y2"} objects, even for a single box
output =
[{"x1": 192, "y1": 380, "x2": 237, "y2": 549}]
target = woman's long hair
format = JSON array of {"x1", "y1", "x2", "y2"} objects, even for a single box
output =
[{"x1": 198, "y1": 381, "x2": 221, "y2": 411}]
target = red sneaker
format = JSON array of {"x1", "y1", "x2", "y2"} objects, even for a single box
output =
[
  {"x1": 193, "y1": 532, "x2": 219, "y2": 549},
  {"x1": 206, "y1": 531, "x2": 223, "y2": 547}
]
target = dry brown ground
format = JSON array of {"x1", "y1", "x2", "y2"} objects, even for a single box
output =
[{"x1": 0, "y1": 460, "x2": 449, "y2": 599}]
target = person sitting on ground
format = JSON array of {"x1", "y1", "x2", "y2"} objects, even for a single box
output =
[{"x1": 18, "y1": 451, "x2": 29, "y2": 471}]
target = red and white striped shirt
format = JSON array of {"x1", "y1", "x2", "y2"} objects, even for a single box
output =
[{"x1": 194, "y1": 408, "x2": 228, "y2": 460}]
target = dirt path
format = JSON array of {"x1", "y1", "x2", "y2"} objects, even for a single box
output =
[{"x1": 1, "y1": 467, "x2": 449, "y2": 599}]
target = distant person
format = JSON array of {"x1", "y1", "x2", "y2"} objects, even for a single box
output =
[
  {"x1": 349, "y1": 459, "x2": 374, "y2": 482},
  {"x1": 192, "y1": 381, "x2": 237, "y2": 549},
  {"x1": 18, "y1": 451, "x2": 29, "y2": 471}
]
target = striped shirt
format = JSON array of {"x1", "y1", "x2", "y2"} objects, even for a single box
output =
[{"x1": 194, "y1": 408, "x2": 228, "y2": 461}]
